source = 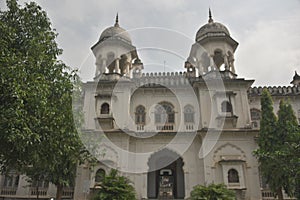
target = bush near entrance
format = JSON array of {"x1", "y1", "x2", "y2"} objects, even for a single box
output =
[{"x1": 190, "y1": 183, "x2": 235, "y2": 200}]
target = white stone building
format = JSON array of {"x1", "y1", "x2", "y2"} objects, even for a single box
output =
[{"x1": 1, "y1": 10, "x2": 300, "y2": 200}]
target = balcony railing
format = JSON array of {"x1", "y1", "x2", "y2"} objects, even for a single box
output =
[
  {"x1": 62, "y1": 187, "x2": 74, "y2": 198},
  {"x1": 185, "y1": 123, "x2": 194, "y2": 131},
  {"x1": 30, "y1": 187, "x2": 48, "y2": 196},
  {"x1": 136, "y1": 124, "x2": 144, "y2": 131},
  {"x1": 261, "y1": 189, "x2": 296, "y2": 200},
  {"x1": 156, "y1": 123, "x2": 174, "y2": 132},
  {"x1": 0, "y1": 187, "x2": 17, "y2": 195}
]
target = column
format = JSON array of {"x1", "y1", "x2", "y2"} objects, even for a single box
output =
[
  {"x1": 224, "y1": 55, "x2": 230, "y2": 71},
  {"x1": 95, "y1": 63, "x2": 100, "y2": 77},
  {"x1": 125, "y1": 62, "x2": 130, "y2": 76},
  {"x1": 115, "y1": 58, "x2": 120, "y2": 74},
  {"x1": 209, "y1": 55, "x2": 215, "y2": 71},
  {"x1": 231, "y1": 58, "x2": 236, "y2": 74},
  {"x1": 101, "y1": 58, "x2": 107, "y2": 74}
]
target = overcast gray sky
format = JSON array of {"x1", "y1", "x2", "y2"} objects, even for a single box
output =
[{"x1": 2, "y1": 0, "x2": 300, "y2": 86}]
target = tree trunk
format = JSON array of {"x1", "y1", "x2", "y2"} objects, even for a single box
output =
[
  {"x1": 277, "y1": 187, "x2": 284, "y2": 200},
  {"x1": 56, "y1": 184, "x2": 63, "y2": 200}
]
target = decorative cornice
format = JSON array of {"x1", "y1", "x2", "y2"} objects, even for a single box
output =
[{"x1": 248, "y1": 86, "x2": 300, "y2": 96}]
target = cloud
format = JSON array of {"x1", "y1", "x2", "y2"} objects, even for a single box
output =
[{"x1": 236, "y1": 14, "x2": 300, "y2": 86}]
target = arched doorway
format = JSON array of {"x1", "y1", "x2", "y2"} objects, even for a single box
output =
[{"x1": 147, "y1": 149, "x2": 185, "y2": 199}]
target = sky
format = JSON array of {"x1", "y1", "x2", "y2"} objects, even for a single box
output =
[{"x1": 1, "y1": 0, "x2": 300, "y2": 86}]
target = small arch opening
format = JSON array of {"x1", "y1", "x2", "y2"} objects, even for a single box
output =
[
  {"x1": 95, "y1": 168, "x2": 105, "y2": 183},
  {"x1": 221, "y1": 101, "x2": 232, "y2": 113},
  {"x1": 228, "y1": 168, "x2": 239, "y2": 183},
  {"x1": 184, "y1": 105, "x2": 194, "y2": 123},
  {"x1": 135, "y1": 105, "x2": 146, "y2": 124},
  {"x1": 213, "y1": 49, "x2": 224, "y2": 68},
  {"x1": 101, "y1": 103, "x2": 110, "y2": 114}
]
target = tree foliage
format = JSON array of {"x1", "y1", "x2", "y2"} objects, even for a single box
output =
[
  {"x1": 254, "y1": 89, "x2": 300, "y2": 199},
  {"x1": 277, "y1": 100, "x2": 300, "y2": 199},
  {"x1": 0, "y1": 0, "x2": 86, "y2": 199},
  {"x1": 190, "y1": 183, "x2": 235, "y2": 200},
  {"x1": 92, "y1": 169, "x2": 137, "y2": 200}
]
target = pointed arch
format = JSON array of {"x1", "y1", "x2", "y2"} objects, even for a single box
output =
[{"x1": 213, "y1": 143, "x2": 246, "y2": 162}]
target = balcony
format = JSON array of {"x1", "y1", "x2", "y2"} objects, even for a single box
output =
[
  {"x1": 156, "y1": 123, "x2": 174, "y2": 132},
  {"x1": 185, "y1": 123, "x2": 194, "y2": 131},
  {"x1": 30, "y1": 187, "x2": 48, "y2": 196},
  {"x1": 62, "y1": 187, "x2": 74, "y2": 198},
  {"x1": 261, "y1": 189, "x2": 296, "y2": 200},
  {"x1": 0, "y1": 187, "x2": 17, "y2": 195},
  {"x1": 136, "y1": 124, "x2": 145, "y2": 131}
]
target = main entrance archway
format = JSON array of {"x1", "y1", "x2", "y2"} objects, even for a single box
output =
[{"x1": 147, "y1": 149, "x2": 185, "y2": 199}]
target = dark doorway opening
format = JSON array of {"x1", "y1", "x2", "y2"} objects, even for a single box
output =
[{"x1": 147, "y1": 149, "x2": 185, "y2": 199}]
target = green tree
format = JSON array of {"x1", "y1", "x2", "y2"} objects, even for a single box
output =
[
  {"x1": 92, "y1": 169, "x2": 137, "y2": 200},
  {"x1": 277, "y1": 100, "x2": 300, "y2": 199},
  {"x1": 254, "y1": 89, "x2": 284, "y2": 199},
  {"x1": 254, "y1": 89, "x2": 300, "y2": 199},
  {"x1": 0, "y1": 1, "x2": 86, "y2": 199},
  {"x1": 190, "y1": 183, "x2": 235, "y2": 200}
]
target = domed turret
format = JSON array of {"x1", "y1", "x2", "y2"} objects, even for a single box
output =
[
  {"x1": 196, "y1": 9, "x2": 230, "y2": 42},
  {"x1": 91, "y1": 14, "x2": 142, "y2": 79},
  {"x1": 99, "y1": 14, "x2": 132, "y2": 44},
  {"x1": 186, "y1": 9, "x2": 239, "y2": 78}
]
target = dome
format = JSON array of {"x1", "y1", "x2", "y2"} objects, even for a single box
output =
[
  {"x1": 99, "y1": 14, "x2": 132, "y2": 44},
  {"x1": 196, "y1": 9, "x2": 230, "y2": 41}
]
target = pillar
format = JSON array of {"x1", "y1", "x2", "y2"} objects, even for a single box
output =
[
  {"x1": 125, "y1": 62, "x2": 130, "y2": 76},
  {"x1": 209, "y1": 55, "x2": 215, "y2": 71},
  {"x1": 101, "y1": 58, "x2": 107, "y2": 74},
  {"x1": 115, "y1": 58, "x2": 120, "y2": 74},
  {"x1": 224, "y1": 55, "x2": 230, "y2": 71}
]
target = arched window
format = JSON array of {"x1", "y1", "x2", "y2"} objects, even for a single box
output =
[
  {"x1": 135, "y1": 105, "x2": 146, "y2": 124},
  {"x1": 155, "y1": 102, "x2": 175, "y2": 124},
  {"x1": 101, "y1": 103, "x2": 109, "y2": 114},
  {"x1": 3, "y1": 173, "x2": 19, "y2": 188},
  {"x1": 95, "y1": 169, "x2": 105, "y2": 183},
  {"x1": 250, "y1": 108, "x2": 261, "y2": 120},
  {"x1": 184, "y1": 105, "x2": 194, "y2": 123},
  {"x1": 221, "y1": 101, "x2": 232, "y2": 113},
  {"x1": 107, "y1": 52, "x2": 115, "y2": 65},
  {"x1": 213, "y1": 49, "x2": 224, "y2": 69},
  {"x1": 228, "y1": 169, "x2": 239, "y2": 183},
  {"x1": 250, "y1": 108, "x2": 261, "y2": 128},
  {"x1": 3, "y1": 175, "x2": 13, "y2": 187}
]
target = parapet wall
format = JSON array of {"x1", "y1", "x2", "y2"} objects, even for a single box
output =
[{"x1": 248, "y1": 86, "x2": 300, "y2": 96}]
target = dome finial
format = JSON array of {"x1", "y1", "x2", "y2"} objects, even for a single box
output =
[
  {"x1": 114, "y1": 12, "x2": 119, "y2": 27},
  {"x1": 208, "y1": 8, "x2": 213, "y2": 23}
]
